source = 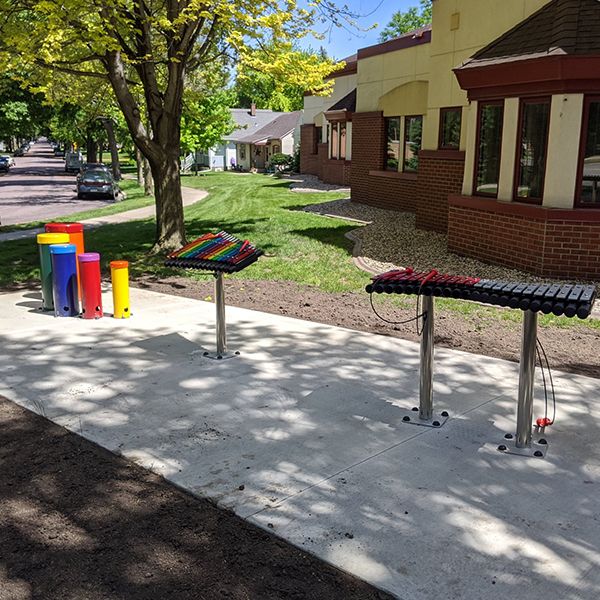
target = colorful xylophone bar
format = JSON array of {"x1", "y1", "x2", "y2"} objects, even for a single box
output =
[
  {"x1": 165, "y1": 231, "x2": 263, "y2": 273},
  {"x1": 366, "y1": 268, "x2": 597, "y2": 319}
]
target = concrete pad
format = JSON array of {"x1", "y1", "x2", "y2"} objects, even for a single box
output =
[{"x1": 0, "y1": 286, "x2": 598, "y2": 599}]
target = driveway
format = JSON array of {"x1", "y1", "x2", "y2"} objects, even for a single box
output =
[{"x1": 0, "y1": 141, "x2": 113, "y2": 226}]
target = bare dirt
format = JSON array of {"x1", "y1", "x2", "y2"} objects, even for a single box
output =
[
  {"x1": 134, "y1": 276, "x2": 600, "y2": 380},
  {"x1": 0, "y1": 396, "x2": 392, "y2": 600}
]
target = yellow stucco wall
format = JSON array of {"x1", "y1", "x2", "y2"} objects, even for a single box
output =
[
  {"x1": 355, "y1": 0, "x2": 552, "y2": 154},
  {"x1": 544, "y1": 94, "x2": 585, "y2": 208},
  {"x1": 302, "y1": 74, "x2": 357, "y2": 127}
]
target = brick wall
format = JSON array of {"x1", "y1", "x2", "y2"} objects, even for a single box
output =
[
  {"x1": 448, "y1": 196, "x2": 600, "y2": 280},
  {"x1": 350, "y1": 111, "x2": 416, "y2": 212},
  {"x1": 416, "y1": 150, "x2": 465, "y2": 233},
  {"x1": 300, "y1": 124, "x2": 319, "y2": 175},
  {"x1": 322, "y1": 158, "x2": 351, "y2": 186}
]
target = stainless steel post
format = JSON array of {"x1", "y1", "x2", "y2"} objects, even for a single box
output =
[
  {"x1": 214, "y1": 272, "x2": 227, "y2": 355},
  {"x1": 419, "y1": 295, "x2": 434, "y2": 421},
  {"x1": 516, "y1": 310, "x2": 537, "y2": 448}
]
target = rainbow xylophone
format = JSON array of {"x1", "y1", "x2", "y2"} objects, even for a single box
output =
[
  {"x1": 165, "y1": 231, "x2": 263, "y2": 273},
  {"x1": 366, "y1": 268, "x2": 597, "y2": 319}
]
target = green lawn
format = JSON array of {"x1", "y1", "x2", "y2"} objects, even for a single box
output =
[{"x1": 0, "y1": 171, "x2": 596, "y2": 330}]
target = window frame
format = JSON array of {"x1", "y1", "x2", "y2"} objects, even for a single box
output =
[
  {"x1": 575, "y1": 95, "x2": 600, "y2": 209},
  {"x1": 384, "y1": 116, "x2": 402, "y2": 171},
  {"x1": 438, "y1": 106, "x2": 462, "y2": 151},
  {"x1": 403, "y1": 114, "x2": 423, "y2": 173},
  {"x1": 473, "y1": 99, "x2": 505, "y2": 198},
  {"x1": 512, "y1": 96, "x2": 552, "y2": 205}
]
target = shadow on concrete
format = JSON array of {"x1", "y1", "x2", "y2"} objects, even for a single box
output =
[{"x1": 0, "y1": 291, "x2": 599, "y2": 599}]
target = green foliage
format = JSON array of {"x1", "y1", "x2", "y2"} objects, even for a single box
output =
[
  {"x1": 379, "y1": 0, "x2": 432, "y2": 42},
  {"x1": 269, "y1": 153, "x2": 293, "y2": 167},
  {"x1": 0, "y1": 78, "x2": 51, "y2": 146},
  {"x1": 181, "y1": 89, "x2": 235, "y2": 154}
]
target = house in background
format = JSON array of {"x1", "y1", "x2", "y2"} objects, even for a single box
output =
[
  {"x1": 231, "y1": 111, "x2": 302, "y2": 171},
  {"x1": 300, "y1": 0, "x2": 600, "y2": 280},
  {"x1": 195, "y1": 105, "x2": 301, "y2": 171}
]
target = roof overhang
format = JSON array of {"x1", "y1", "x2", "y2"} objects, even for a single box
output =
[
  {"x1": 324, "y1": 109, "x2": 353, "y2": 122},
  {"x1": 454, "y1": 54, "x2": 600, "y2": 100}
]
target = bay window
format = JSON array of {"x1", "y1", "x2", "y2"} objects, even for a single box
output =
[
  {"x1": 578, "y1": 97, "x2": 600, "y2": 207},
  {"x1": 474, "y1": 101, "x2": 504, "y2": 197},
  {"x1": 514, "y1": 98, "x2": 550, "y2": 203}
]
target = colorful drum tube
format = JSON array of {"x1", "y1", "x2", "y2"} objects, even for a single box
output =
[
  {"x1": 45, "y1": 222, "x2": 85, "y2": 299},
  {"x1": 78, "y1": 252, "x2": 103, "y2": 319},
  {"x1": 50, "y1": 244, "x2": 80, "y2": 317},
  {"x1": 37, "y1": 232, "x2": 70, "y2": 310},
  {"x1": 110, "y1": 260, "x2": 130, "y2": 318}
]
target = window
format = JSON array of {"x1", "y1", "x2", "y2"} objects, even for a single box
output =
[
  {"x1": 272, "y1": 145, "x2": 280, "y2": 154},
  {"x1": 439, "y1": 107, "x2": 462, "y2": 150},
  {"x1": 239, "y1": 144, "x2": 246, "y2": 160},
  {"x1": 404, "y1": 115, "x2": 423, "y2": 172},
  {"x1": 331, "y1": 123, "x2": 339, "y2": 159},
  {"x1": 339, "y1": 122, "x2": 347, "y2": 160},
  {"x1": 514, "y1": 98, "x2": 550, "y2": 203},
  {"x1": 578, "y1": 97, "x2": 600, "y2": 207},
  {"x1": 474, "y1": 101, "x2": 504, "y2": 197},
  {"x1": 329, "y1": 122, "x2": 348, "y2": 160},
  {"x1": 385, "y1": 117, "x2": 401, "y2": 171},
  {"x1": 385, "y1": 116, "x2": 422, "y2": 172}
]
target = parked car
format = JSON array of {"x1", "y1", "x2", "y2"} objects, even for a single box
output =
[
  {"x1": 53, "y1": 147, "x2": 65, "y2": 157},
  {"x1": 76, "y1": 163, "x2": 112, "y2": 185},
  {"x1": 77, "y1": 170, "x2": 119, "y2": 199},
  {"x1": 0, "y1": 154, "x2": 15, "y2": 167},
  {"x1": 0, "y1": 156, "x2": 9, "y2": 172},
  {"x1": 65, "y1": 151, "x2": 84, "y2": 173},
  {"x1": 14, "y1": 147, "x2": 24, "y2": 157}
]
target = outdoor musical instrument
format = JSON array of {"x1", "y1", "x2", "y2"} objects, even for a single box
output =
[
  {"x1": 366, "y1": 269, "x2": 596, "y2": 319},
  {"x1": 165, "y1": 231, "x2": 263, "y2": 273},
  {"x1": 165, "y1": 231, "x2": 263, "y2": 359}
]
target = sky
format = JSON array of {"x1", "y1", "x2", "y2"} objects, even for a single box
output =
[{"x1": 298, "y1": 0, "x2": 419, "y2": 60}]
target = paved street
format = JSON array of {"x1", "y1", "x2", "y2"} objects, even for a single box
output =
[{"x1": 0, "y1": 141, "x2": 113, "y2": 226}]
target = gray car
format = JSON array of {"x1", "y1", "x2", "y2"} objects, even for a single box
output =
[{"x1": 77, "y1": 170, "x2": 118, "y2": 199}]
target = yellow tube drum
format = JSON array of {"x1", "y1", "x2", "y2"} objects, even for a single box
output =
[{"x1": 110, "y1": 260, "x2": 130, "y2": 318}]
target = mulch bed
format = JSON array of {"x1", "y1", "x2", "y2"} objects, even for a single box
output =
[{"x1": 0, "y1": 396, "x2": 392, "y2": 600}]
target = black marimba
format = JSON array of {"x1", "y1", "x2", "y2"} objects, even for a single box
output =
[
  {"x1": 367, "y1": 268, "x2": 597, "y2": 457},
  {"x1": 165, "y1": 232, "x2": 263, "y2": 359}
]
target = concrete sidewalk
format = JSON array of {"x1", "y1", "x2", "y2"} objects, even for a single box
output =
[
  {"x1": 1, "y1": 286, "x2": 599, "y2": 599},
  {"x1": 0, "y1": 185, "x2": 206, "y2": 243}
]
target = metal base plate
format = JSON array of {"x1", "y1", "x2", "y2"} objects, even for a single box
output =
[
  {"x1": 395, "y1": 407, "x2": 450, "y2": 429},
  {"x1": 201, "y1": 350, "x2": 240, "y2": 361},
  {"x1": 496, "y1": 435, "x2": 549, "y2": 458}
]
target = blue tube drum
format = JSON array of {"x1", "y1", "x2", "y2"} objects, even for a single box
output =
[{"x1": 50, "y1": 244, "x2": 80, "y2": 317}]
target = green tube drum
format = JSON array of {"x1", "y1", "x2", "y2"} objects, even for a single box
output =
[{"x1": 37, "y1": 232, "x2": 70, "y2": 310}]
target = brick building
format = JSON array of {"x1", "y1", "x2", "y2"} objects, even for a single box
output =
[{"x1": 300, "y1": 0, "x2": 600, "y2": 280}]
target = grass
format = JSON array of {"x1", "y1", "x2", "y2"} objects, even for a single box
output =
[
  {"x1": 0, "y1": 180, "x2": 154, "y2": 233},
  {"x1": 0, "y1": 171, "x2": 597, "y2": 331}
]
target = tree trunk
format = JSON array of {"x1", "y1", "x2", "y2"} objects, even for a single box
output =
[
  {"x1": 135, "y1": 146, "x2": 144, "y2": 187},
  {"x1": 148, "y1": 146, "x2": 185, "y2": 252},
  {"x1": 143, "y1": 157, "x2": 153, "y2": 196},
  {"x1": 101, "y1": 119, "x2": 122, "y2": 181},
  {"x1": 86, "y1": 134, "x2": 98, "y2": 163}
]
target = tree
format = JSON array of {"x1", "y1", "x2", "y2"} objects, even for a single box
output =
[
  {"x1": 233, "y1": 43, "x2": 325, "y2": 112},
  {"x1": 379, "y1": 1, "x2": 432, "y2": 42},
  {"x1": 0, "y1": 78, "x2": 51, "y2": 148},
  {"x1": 0, "y1": 1, "x2": 345, "y2": 252}
]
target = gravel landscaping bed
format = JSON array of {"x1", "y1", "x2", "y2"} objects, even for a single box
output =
[
  {"x1": 303, "y1": 198, "x2": 581, "y2": 283},
  {"x1": 283, "y1": 173, "x2": 351, "y2": 194}
]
